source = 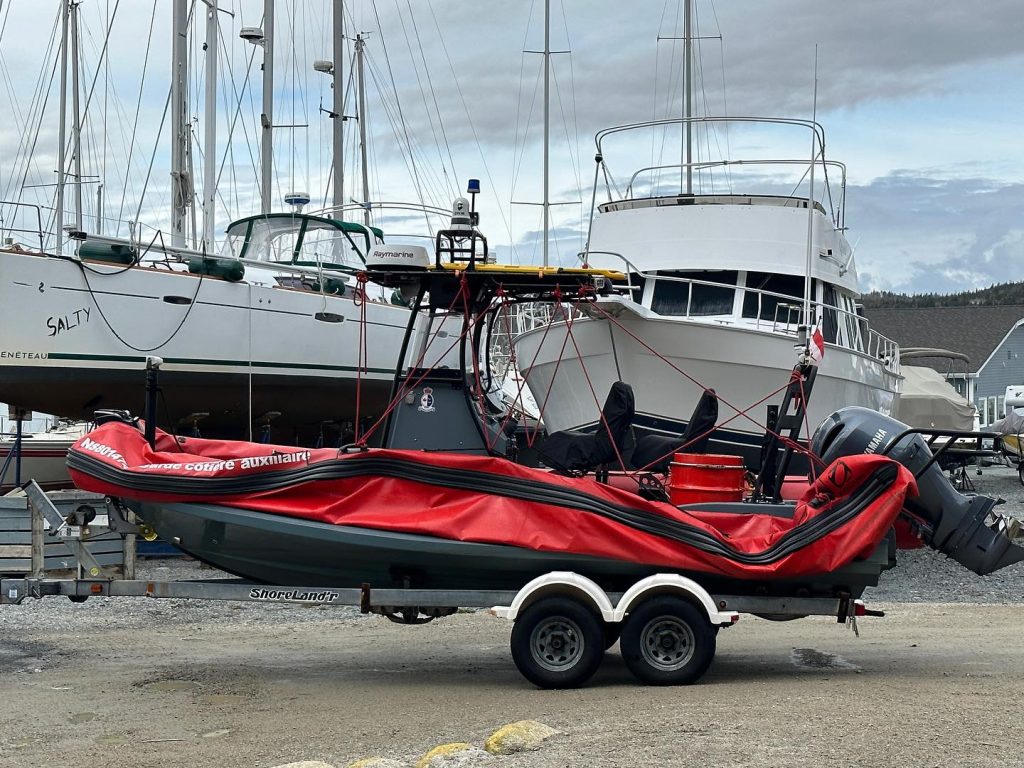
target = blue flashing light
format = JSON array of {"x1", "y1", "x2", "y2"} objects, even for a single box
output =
[{"x1": 466, "y1": 178, "x2": 481, "y2": 194}]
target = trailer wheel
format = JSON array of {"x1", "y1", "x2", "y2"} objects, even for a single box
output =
[
  {"x1": 68, "y1": 595, "x2": 89, "y2": 603},
  {"x1": 620, "y1": 596, "x2": 716, "y2": 686},
  {"x1": 510, "y1": 597, "x2": 604, "y2": 689}
]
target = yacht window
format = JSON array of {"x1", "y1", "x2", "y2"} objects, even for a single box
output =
[
  {"x1": 629, "y1": 272, "x2": 646, "y2": 305},
  {"x1": 822, "y1": 284, "x2": 840, "y2": 343},
  {"x1": 741, "y1": 272, "x2": 805, "y2": 322},
  {"x1": 652, "y1": 271, "x2": 737, "y2": 317},
  {"x1": 300, "y1": 226, "x2": 365, "y2": 268}
]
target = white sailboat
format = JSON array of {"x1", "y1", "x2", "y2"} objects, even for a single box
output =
[
  {"x1": 513, "y1": 1, "x2": 902, "y2": 464},
  {"x1": 0, "y1": 1, "x2": 453, "y2": 444}
]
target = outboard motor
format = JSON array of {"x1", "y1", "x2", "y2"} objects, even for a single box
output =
[{"x1": 811, "y1": 406, "x2": 1024, "y2": 576}]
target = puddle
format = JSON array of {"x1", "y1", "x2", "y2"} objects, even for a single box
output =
[
  {"x1": 200, "y1": 694, "x2": 247, "y2": 705},
  {"x1": 70, "y1": 712, "x2": 97, "y2": 724},
  {"x1": 790, "y1": 648, "x2": 861, "y2": 671},
  {"x1": 144, "y1": 680, "x2": 201, "y2": 692}
]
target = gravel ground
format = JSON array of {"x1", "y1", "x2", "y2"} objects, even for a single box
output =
[
  {"x1": 1, "y1": 464, "x2": 1023, "y2": 767},
  {"x1": 866, "y1": 463, "x2": 1024, "y2": 603}
]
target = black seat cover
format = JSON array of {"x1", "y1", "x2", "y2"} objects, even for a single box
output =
[
  {"x1": 630, "y1": 388, "x2": 719, "y2": 472},
  {"x1": 537, "y1": 381, "x2": 635, "y2": 473}
]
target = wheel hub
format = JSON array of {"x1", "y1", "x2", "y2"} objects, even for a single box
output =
[
  {"x1": 641, "y1": 617, "x2": 695, "y2": 670},
  {"x1": 531, "y1": 618, "x2": 584, "y2": 671}
]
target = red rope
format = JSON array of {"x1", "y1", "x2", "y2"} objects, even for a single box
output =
[
  {"x1": 353, "y1": 272, "x2": 369, "y2": 443},
  {"x1": 583, "y1": 299, "x2": 824, "y2": 464},
  {"x1": 355, "y1": 275, "x2": 496, "y2": 446},
  {"x1": 560, "y1": 299, "x2": 631, "y2": 473}
]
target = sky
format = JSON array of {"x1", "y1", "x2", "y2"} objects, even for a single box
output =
[{"x1": 1, "y1": 0, "x2": 1022, "y2": 294}]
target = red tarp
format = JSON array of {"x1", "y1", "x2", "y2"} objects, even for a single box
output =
[{"x1": 69, "y1": 422, "x2": 918, "y2": 579}]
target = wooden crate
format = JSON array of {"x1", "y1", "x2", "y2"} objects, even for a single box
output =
[{"x1": 0, "y1": 491, "x2": 130, "y2": 577}]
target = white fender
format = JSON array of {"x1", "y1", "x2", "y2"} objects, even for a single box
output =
[
  {"x1": 610, "y1": 574, "x2": 738, "y2": 626},
  {"x1": 490, "y1": 571, "x2": 616, "y2": 621}
]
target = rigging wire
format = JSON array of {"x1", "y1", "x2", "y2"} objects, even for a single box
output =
[
  {"x1": 400, "y1": 0, "x2": 456, "y2": 197},
  {"x1": 0, "y1": 7, "x2": 60, "y2": 212},
  {"x1": 114, "y1": 0, "x2": 155, "y2": 231},
  {"x1": 424, "y1": 1, "x2": 517, "y2": 258},
  {"x1": 369, "y1": 0, "x2": 430, "y2": 227}
]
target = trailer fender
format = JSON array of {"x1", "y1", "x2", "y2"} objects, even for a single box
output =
[
  {"x1": 611, "y1": 574, "x2": 738, "y2": 626},
  {"x1": 490, "y1": 572, "x2": 615, "y2": 621}
]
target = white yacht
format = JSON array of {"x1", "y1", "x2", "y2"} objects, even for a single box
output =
[
  {"x1": 514, "y1": 117, "x2": 902, "y2": 464},
  {"x1": 0, "y1": 212, "x2": 456, "y2": 443}
]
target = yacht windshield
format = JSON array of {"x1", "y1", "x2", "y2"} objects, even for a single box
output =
[
  {"x1": 223, "y1": 216, "x2": 374, "y2": 270},
  {"x1": 651, "y1": 270, "x2": 737, "y2": 317}
]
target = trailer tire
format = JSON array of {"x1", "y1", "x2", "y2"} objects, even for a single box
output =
[
  {"x1": 68, "y1": 595, "x2": 88, "y2": 603},
  {"x1": 510, "y1": 597, "x2": 604, "y2": 689},
  {"x1": 620, "y1": 596, "x2": 716, "y2": 686}
]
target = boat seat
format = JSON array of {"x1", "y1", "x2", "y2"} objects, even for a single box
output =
[
  {"x1": 630, "y1": 389, "x2": 719, "y2": 473},
  {"x1": 537, "y1": 381, "x2": 635, "y2": 474}
]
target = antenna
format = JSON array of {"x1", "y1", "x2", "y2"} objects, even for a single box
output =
[{"x1": 801, "y1": 44, "x2": 820, "y2": 361}]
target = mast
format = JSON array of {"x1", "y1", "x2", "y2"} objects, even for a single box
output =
[
  {"x1": 355, "y1": 33, "x2": 370, "y2": 227},
  {"x1": 55, "y1": 0, "x2": 69, "y2": 253},
  {"x1": 542, "y1": 0, "x2": 550, "y2": 267},
  {"x1": 682, "y1": 0, "x2": 692, "y2": 195},
  {"x1": 332, "y1": 0, "x2": 345, "y2": 212},
  {"x1": 69, "y1": 0, "x2": 83, "y2": 231},
  {"x1": 260, "y1": 0, "x2": 274, "y2": 214},
  {"x1": 202, "y1": 0, "x2": 218, "y2": 250},
  {"x1": 170, "y1": 0, "x2": 189, "y2": 247}
]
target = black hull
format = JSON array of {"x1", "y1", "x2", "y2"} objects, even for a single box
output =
[
  {"x1": 0, "y1": 365, "x2": 391, "y2": 445},
  {"x1": 135, "y1": 501, "x2": 897, "y2": 598}
]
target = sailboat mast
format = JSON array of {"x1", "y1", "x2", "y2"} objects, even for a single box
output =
[
  {"x1": 69, "y1": 0, "x2": 83, "y2": 231},
  {"x1": 170, "y1": 0, "x2": 189, "y2": 247},
  {"x1": 202, "y1": 0, "x2": 218, "y2": 250},
  {"x1": 682, "y1": 0, "x2": 692, "y2": 195},
  {"x1": 332, "y1": 0, "x2": 345, "y2": 212},
  {"x1": 55, "y1": 0, "x2": 69, "y2": 253},
  {"x1": 355, "y1": 33, "x2": 370, "y2": 227},
  {"x1": 542, "y1": 0, "x2": 550, "y2": 267},
  {"x1": 260, "y1": 0, "x2": 274, "y2": 214}
]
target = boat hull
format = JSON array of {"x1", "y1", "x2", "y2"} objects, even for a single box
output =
[
  {"x1": 515, "y1": 311, "x2": 901, "y2": 466},
  {"x1": 0, "y1": 439, "x2": 74, "y2": 492},
  {"x1": 0, "y1": 250, "x2": 439, "y2": 442},
  {"x1": 135, "y1": 499, "x2": 895, "y2": 597}
]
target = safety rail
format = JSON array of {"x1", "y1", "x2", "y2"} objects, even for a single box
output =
[
  {"x1": 585, "y1": 116, "x2": 847, "y2": 246},
  {"x1": 623, "y1": 158, "x2": 848, "y2": 228},
  {"x1": 0, "y1": 200, "x2": 46, "y2": 252},
  {"x1": 582, "y1": 250, "x2": 900, "y2": 369}
]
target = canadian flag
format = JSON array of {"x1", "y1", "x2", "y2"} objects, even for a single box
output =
[{"x1": 808, "y1": 324, "x2": 826, "y2": 365}]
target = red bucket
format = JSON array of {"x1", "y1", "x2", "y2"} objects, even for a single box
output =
[{"x1": 669, "y1": 453, "x2": 745, "y2": 506}]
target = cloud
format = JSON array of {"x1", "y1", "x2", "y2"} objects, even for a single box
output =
[
  {"x1": 3, "y1": 0, "x2": 1023, "y2": 295},
  {"x1": 852, "y1": 174, "x2": 1024, "y2": 293}
]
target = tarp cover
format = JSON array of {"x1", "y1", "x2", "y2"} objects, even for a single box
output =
[
  {"x1": 896, "y1": 366, "x2": 975, "y2": 431},
  {"x1": 68, "y1": 422, "x2": 917, "y2": 580}
]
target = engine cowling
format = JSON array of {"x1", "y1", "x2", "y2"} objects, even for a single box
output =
[{"x1": 811, "y1": 406, "x2": 1023, "y2": 576}]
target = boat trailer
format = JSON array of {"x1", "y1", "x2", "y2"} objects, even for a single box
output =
[{"x1": 2, "y1": 479, "x2": 881, "y2": 689}]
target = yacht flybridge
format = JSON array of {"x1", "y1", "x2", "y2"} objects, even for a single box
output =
[{"x1": 515, "y1": 116, "x2": 902, "y2": 465}]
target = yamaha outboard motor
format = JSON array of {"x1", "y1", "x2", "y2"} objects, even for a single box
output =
[{"x1": 812, "y1": 406, "x2": 1024, "y2": 576}]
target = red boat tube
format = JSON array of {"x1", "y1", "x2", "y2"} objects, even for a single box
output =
[{"x1": 68, "y1": 420, "x2": 918, "y2": 581}]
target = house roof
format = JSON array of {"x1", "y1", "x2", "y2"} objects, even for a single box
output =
[{"x1": 864, "y1": 305, "x2": 1024, "y2": 375}]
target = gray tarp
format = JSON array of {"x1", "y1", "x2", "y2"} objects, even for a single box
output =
[
  {"x1": 896, "y1": 365, "x2": 976, "y2": 431},
  {"x1": 988, "y1": 408, "x2": 1024, "y2": 436}
]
